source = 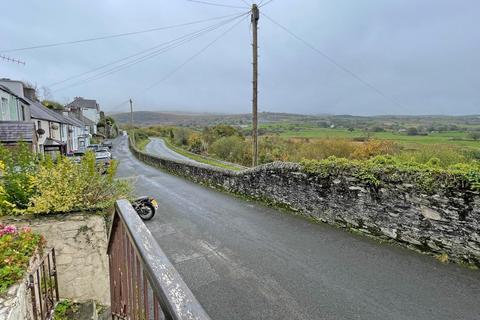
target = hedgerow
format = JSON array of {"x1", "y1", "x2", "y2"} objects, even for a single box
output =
[{"x1": 300, "y1": 155, "x2": 480, "y2": 193}]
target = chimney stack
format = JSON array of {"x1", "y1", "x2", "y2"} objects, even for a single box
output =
[{"x1": 23, "y1": 86, "x2": 37, "y2": 101}]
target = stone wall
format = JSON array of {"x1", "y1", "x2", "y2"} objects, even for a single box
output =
[
  {"x1": 0, "y1": 283, "x2": 32, "y2": 320},
  {"x1": 130, "y1": 140, "x2": 480, "y2": 266},
  {"x1": 1, "y1": 213, "x2": 110, "y2": 305}
]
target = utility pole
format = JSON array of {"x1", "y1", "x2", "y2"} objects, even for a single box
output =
[
  {"x1": 251, "y1": 3, "x2": 260, "y2": 167},
  {"x1": 129, "y1": 98, "x2": 134, "y2": 141}
]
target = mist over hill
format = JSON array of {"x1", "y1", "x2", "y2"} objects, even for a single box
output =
[{"x1": 110, "y1": 110, "x2": 480, "y2": 129}]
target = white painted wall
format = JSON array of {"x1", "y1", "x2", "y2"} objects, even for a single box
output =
[{"x1": 82, "y1": 108, "x2": 99, "y2": 125}]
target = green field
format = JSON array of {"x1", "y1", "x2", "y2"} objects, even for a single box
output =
[{"x1": 267, "y1": 127, "x2": 480, "y2": 148}]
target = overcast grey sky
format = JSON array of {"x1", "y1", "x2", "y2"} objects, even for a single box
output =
[{"x1": 1, "y1": 1, "x2": 479, "y2": 115}]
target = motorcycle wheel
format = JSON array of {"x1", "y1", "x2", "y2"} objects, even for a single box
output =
[{"x1": 137, "y1": 203, "x2": 155, "y2": 221}]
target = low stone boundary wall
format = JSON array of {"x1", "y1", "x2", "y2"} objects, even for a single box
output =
[
  {"x1": 130, "y1": 139, "x2": 480, "y2": 266},
  {"x1": 0, "y1": 283, "x2": 32, "y2": 320},
  {"x1": 1, "y1": 213, "x2": 110, "y2": 305}
]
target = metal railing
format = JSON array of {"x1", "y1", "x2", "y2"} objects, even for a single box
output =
[
  {"x1": 27, "y1": 248, "x2": 60, "y2": 320},
  {"x1": 107, "y1": 199, "x2": 211, "y2": 320}
]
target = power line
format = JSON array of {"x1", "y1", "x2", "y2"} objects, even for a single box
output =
[
  {"x1": 186, "y1": 0, "x2": 247, "y2": 9},
  {"x1": 48, "y1": 15, "x2": 244, "y2": 86},
  {"x1": 112, "y1": 14, "x2": 249, "y2": 111},
  {"x1": 50, "y1": 14, "x2": 246, "y2": 89},
  {"x1": 262, "y1": 12, "x2": 408, "y2": 110},
  {"x1": 259, "y1": 0, "x2": 275, "y2": 8},
  {"x1": 0, "y1": 13, "x2": 242, "y2": 53},
  {"x1": 53, "y1": 14, "x2": 248, "y2": 92}
]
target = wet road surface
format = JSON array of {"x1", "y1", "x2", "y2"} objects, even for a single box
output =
[{"x1": 114, "y1": 136, "x2": 480, "y2": 320}]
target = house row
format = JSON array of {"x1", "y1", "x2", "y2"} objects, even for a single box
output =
[{"x1": 0, "y1": 78, "x2": 101, "y2": 156}]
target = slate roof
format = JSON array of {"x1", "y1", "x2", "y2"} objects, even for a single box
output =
[
  {"x1": 27, "y1": 98, "x2": 87, "y2": 128},
  {"x1": 70, "y1": 112, "x2": 96, "y2": 126},
  {"x1": 63, "y1": 114, "x2": 85, "y2": 128},
  {"x1": 65, "y1": 97, "x2": 98, "y2": 110},
  {"x1": 29, "y1": 101, "x2": 60, "y2": 123},
  {"x1": 0, "y1": 121, "x2": 34, "y2": 142}
]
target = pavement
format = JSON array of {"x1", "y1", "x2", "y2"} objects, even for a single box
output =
[{"x1": 113, "y1": 136, "x2": 480, "y2": 320}]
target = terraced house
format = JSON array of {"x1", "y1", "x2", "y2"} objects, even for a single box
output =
[
  {"x1": 0, "y1": 78, "x2": 102, "y2": 155},
  {"x1": 0, "y1": 83, "x2": 34, "y2": 149}
]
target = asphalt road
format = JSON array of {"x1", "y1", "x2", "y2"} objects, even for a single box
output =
[
  {"x1": 145, "y1": 137, "x2": 200, "y2": 163},
  {"x1": 114, "y1": 136, "x2": 480, "y2": 320}
]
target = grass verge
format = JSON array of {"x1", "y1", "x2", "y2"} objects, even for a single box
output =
[{"x1": 162, "y1": 138, "x2": 244, "y2": 171}]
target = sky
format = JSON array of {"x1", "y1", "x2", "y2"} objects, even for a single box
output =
[{"x1": 1, "y1": 0, "x2": 479, "y2": 115}]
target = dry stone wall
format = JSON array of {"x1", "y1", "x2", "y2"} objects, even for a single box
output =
[{"x1": 131, "y1": 140, "x2": 480, "y2": 266}]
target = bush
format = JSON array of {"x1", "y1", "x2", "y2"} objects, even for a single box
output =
[
  {"x1": 351, "y1": 140, "x2": 400, "y2": 160},
  {"x1": 0, "y1": 146, "x2": 131, "y2": 215},
  {"x1": 0, "y1": 224, "x2": 44, "y2": 293},
  {"x1": 468, "y1": 131, "x2": 480, "y2": 141},
  {"x1": 301, "y1": 156, "x2": 480, "y2": 193},
  {"x1": 172, "y1": 128, "x2": 191, "y2": 146},
  {"x1": 187, "y1": 132, "x2": 204, "y2": 154},
  {"x1": 0, "y1": 143, "x2": 37, "y2": 212},
  {"x1": 396, "y1": 144, "x2": 468, "y2": 167},
  {"x1": 27, "y1": 152, "x2": 130, "y2": 214},
  {"x1": 210, "y1": 136, "x2": 248, "y2": 164},
  {"x1": 296, "y1": 139, "x2": 356, "y2": 161}
]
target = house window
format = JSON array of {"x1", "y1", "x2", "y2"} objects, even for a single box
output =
[
  {"x1": 9, "y1": 99, "x2": 19, "y2": 121},
  {"x1": 20, "y1": 105, "x2": 26, "y2": 120},
  {"x1": 37, "y1": 121, "x2": 42, "y2": 129},
  {"x1": 1, "y1": 98, "x2": 7, "y2": 120}
]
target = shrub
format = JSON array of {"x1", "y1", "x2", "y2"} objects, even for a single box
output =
[
  {"x1": 351, "y1": 140, "x2": 400, "y2": 160},
  {"x1": 301, "y1": 156, "x2": 480, "y2": 193},
  {"x1": 187, "y1": 132, "x2": 204, "y2": 154},
  {"x1": 0, "y1": 224, "x2": 44, "y2": 293},
  {"x1": 468, "y1": 131, "x2": 480, "y2": 141},
  {"x1": 27, "y1": 152, "x2": 130, "y2": 214},
  {"x1": 0, "y1": 143, "x2": 37, "y2": 212},
  {"x1": 210, "y1": 136, "x2": 248, "y2": 164},
  {"x1": 296, "y1": 139, "x2": 356, "y2": 161},
  {"x1": 172, "y1": 128, "x2": 191, "y2": 146},
  {"x1": 396, "y1": 144, "x2": 468, "y2": 167}
]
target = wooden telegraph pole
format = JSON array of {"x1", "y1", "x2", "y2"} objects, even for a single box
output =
[
  {"x1": 251, "y1": 4, "x2": 260, "y2": 167},
  {"x1": 129, "y1": 98, "x2": 134, "y2": 141}
]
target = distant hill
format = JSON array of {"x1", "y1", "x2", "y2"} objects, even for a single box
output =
[
  {"x1": 109, "y1": 110, "x2": 480, "y2": 130},
  {"x1": 109, "y1": 111, "x2": 310, "y2": 127}
]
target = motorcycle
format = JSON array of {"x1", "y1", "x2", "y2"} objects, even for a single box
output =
[{"x1": 132, "y1": 197, "x2": 158, "y2": 220}]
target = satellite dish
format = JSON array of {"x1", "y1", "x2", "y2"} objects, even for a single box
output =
[{"x1": 37, "y1": 128, "x2": 45, "y2": 135}]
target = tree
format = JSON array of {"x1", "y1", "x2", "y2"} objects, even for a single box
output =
[
  {"x1": 468, "y1": 131, "x2": 480, "y2": 141},
  {"x1": 209, "y1": 136, "x2": 247, "y2": 164},
  {"x1": 406, "y1": 127, "x2": 419, "y2": 136},
  {"x1": 42, "y1": 100, "x2": 64, "y2": 110}
]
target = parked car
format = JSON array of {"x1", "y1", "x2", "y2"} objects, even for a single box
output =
[
  {"x1": 95, "y1": 147, "x2": 111, "y2": 160},
  {"x1": 102, "y1": 140, "x2": 113, "y2": 149},
  {"x1": 94, "y1": 148, "x2": 112, "y2": 174},
  {"x1": 87, "y1": 144, "x2": 102, "y2": 152},
  {"x1": 66, "y1": 150, "x2": 86, "y2": 163}
]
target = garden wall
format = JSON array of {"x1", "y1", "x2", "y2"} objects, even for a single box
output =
[
  {"x1": 0, "y1": 282, "x2": 32, "y2": 320},
  {"x1": 130, "y1": 139, "x2": 480, "y2": 266},
  {"x1": 0, "y1": 213, "x2": 110, "y2": 305}
]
